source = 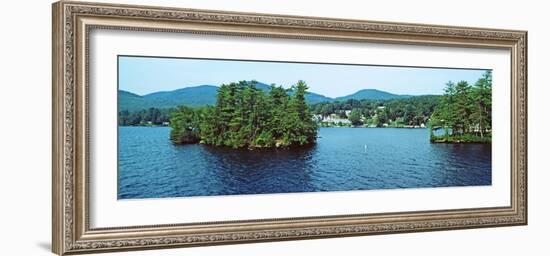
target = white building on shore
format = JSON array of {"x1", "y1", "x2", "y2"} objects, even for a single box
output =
[{"x1": 314, "y1": 114, "x2": 352, "y2": 126}]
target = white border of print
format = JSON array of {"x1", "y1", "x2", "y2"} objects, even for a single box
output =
[{"x1": 89, "y1": 29, "x2": 511, "y2": 228}]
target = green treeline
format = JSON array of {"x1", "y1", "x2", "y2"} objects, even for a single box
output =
[
  {"x1": 118, "y1": 72, "x2": 491, "y2": 145},
  {"x1": 429, "y1": 70, "x2": 492, "y2": 143},
  {"x1": 310, "y1": 95, "x2": 441, "y2": 127},
  {"x1": 169, "y1": 80, "x2": 318, "y2": 148},
  {"x1": 118, "y1": 108, "x2": 171, "y2": 126}
]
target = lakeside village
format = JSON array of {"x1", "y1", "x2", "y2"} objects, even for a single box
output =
[{"x1": 314, "y1": 108, "x2": 426, "y2": 129}]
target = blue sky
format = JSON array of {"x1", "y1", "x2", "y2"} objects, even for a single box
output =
[{"x1": 119, "y1": 56, "x2": 488, "y2": 97}]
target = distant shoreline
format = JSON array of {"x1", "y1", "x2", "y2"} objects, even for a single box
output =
[
  {"x1": 118, "y1": 125, "x2": 427, "y2": 129},
  {"x1": 118, "y1": 125, "x2": 491, "y2": 144}
]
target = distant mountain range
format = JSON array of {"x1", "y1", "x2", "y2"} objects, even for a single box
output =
[{"x1": 119, "y1": 82, "x2": 412, "y2": 112}]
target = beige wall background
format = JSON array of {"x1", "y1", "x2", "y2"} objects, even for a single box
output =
[{"x1": 0, "y1": 0, "x2": 547, "y2": 255}]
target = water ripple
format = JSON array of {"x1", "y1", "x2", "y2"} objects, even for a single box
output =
[{"x1": 118, "y1": 127, "x2": 491, "y2": 199}]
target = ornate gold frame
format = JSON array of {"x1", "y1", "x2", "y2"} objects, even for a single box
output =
[{"x1": 52, "y1": 1, "x2": 527, "y2": 255}]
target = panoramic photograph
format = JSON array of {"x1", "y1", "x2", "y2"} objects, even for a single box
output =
[{"x1": 117, "y1": 56, "x2": 492, "y2": 200}]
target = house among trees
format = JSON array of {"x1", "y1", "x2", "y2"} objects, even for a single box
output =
[{"x1": 316, "y1": 114, "x2": 352, "y2": 127}]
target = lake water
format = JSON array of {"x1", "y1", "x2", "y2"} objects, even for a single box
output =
[{"x1": 118, "y1": 127, "x2": 491, "y2": 199}]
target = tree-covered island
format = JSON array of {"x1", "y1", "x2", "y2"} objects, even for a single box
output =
[
  {"x1": 428, "y1": 70, "x2": 492, "y2": 143},
  {"x1": 169, "y1": 80, "x2": 318, "y2": 149}
]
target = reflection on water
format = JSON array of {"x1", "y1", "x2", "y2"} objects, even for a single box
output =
[{"x1": 118, "y1": 127, "x2": 491, "y2": 199}]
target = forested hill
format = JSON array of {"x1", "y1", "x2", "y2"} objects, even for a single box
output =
[
  {"x1": 119, "y1": 82, "x2": 409, "y2": 112},
  {"x1": 119, "y1": 85, "x2": 219, "y2": 112},
  {"x1": 334, "y1": 89, "x2": 410, "y2": 101}
]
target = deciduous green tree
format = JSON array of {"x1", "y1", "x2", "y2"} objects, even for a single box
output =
[
  {"x1": 348, "y1": 108, "x2": 363, "y2": 126},
  {"x1": 169, "y1": 106, "x2": 201, "y2": 144}
]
